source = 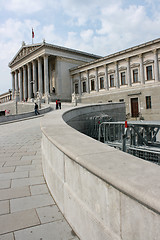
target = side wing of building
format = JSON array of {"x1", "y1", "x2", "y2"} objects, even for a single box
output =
[{"x1": 70, "y1": 38, "x2": 160, "y2": 121}]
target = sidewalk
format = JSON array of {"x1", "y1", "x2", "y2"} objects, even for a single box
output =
[{"x1": 0, "y1": 116, "x2": 79, "y2": 240}]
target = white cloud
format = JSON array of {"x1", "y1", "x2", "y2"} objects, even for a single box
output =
[
  {"x1": 1, "y1": 0, "x2": 160, "y2": 94},
  {"x1": 80, "y1": 29, "x2": 94, "y2": 42},
  {"x1": 4, "y1": 0, "x2": 45, "y2": 14},
  {"x1": 41, "y1": 25, "x2": 63, "y2": 44}
]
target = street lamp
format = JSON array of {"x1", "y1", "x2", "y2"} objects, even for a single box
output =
[{"x1": 8, "y1": 89, "x2": 12, "y2": 101}]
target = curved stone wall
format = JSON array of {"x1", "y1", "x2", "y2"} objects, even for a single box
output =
[{"x1": 41, "y1": 104, "x2": 160, "y2": 240}]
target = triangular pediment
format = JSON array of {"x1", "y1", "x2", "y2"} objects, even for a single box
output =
[{"x1": 9, "y1": 43, "x2": 42, "y2": 66}]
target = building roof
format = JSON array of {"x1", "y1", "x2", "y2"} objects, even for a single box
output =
[
  {"x1": 70, "y1": 37, "x2": 160, "y2": 71},
  {"x1": 9, "y1": 41, "x2": 102, "y2": 67}
]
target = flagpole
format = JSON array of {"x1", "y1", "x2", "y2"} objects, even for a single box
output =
[{"x1": 32, "y1": 28, "x2": 34, "y2": 44}]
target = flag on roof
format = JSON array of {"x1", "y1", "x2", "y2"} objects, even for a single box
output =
[{"x1": 32, "y1": 28, "x2": 34, "y2": 39}]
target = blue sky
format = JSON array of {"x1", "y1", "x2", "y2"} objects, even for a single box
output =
[{"x1": 0, "y1": 0, "x2": 160, "y2": 94}]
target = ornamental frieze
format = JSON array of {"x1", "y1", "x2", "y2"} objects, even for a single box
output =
[{"x1": 10, "y1": 45, "x2": 41, "y2": 65}]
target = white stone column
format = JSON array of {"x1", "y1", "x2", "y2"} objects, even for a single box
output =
[
  {"x1": 139, "y1": 54, "x2": 145, "y2": 84},
  {"x1": 71, "y1": 76, "x2": 73, "y2": 95},
  {"x1": 28, "y1": 63, "x2": 32, "y2": 99},
  {"x1": 38, "y1": 57, "x2": 43, "y2": 95},
  {"x1": 78, "y1": 73, "x2": 82, "y2": 96},
  {"x1": 95, "y1": 68, "x2": 99, "y2": 92},
  {"x1": 19, "y1": 68, "x2": 23, "y2": 101},
  {"x1": 115, "y1": 61, "x2": 120, "y2": 88},
  {"x1": 49, "y1": 61, "x2": 53, "y2": 93},
  {"x1": 11, "y1": 72, "x2": 15, "y2": 98},
  {"x1": 86, "y1": 70, "x2": 90, "y2": 93},
  {"x1": 23, "y1": 65, "x2": 27, "y2": 101},
  {"x1": 153, "y1": 49, "x2": 159, "y2": 82},
  {"x1": 44, "y1": 55, "x2": 49, "y2": 95},
  {"x1": 127, "y1": 58, "x2": 131, "y2": 87},
  {"x1": 104, "y1": 64, "x2": 109, "y2": 90},
  {"x1": 15, "y1": 70, "x2": 19, "y2": 92},
  {"x1": 32, "y1": 60, "x2": 37, "y2": 97}
]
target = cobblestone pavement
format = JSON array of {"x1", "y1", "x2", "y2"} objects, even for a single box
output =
[{"x1": 0, "y1": 117, "x2": 78, "y2": 240}]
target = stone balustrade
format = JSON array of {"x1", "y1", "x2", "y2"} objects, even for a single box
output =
[{"x1": 41, "y1": 103, "x2": 160, "y2": 240}]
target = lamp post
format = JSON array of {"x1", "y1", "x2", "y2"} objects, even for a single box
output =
[{"x1": 9, "y1": 89, "x2": 12, "y2": 101}]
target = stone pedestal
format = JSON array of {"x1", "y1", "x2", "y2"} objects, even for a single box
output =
[
  {"x1": 72, "y1": 93, "x2": 77, "y2": 107},
  {"x1": 37, "y1": 92, "x2": 42, "y2": 109}
]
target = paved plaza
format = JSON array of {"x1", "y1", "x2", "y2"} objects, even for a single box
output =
[{"x1": 0, "y1": 116, "x2": 79, "y2": 240}]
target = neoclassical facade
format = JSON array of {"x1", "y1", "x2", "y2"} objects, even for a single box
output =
[
  {"x1": 9, "y1": 41, "x2": 100, "y2": 102},
  {"x1": 6, "y1": 37, "x2": 160, "y2": 120},
  {"x1": 70, "y1": 38, "x2": 160, "y2": 120}
]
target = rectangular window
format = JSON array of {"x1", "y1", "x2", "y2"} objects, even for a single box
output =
[
  {"x1": 108, "y1": 100, "x2": 112, "y2": 102},
  {"x1": 146, "y1": 66, "x2": 152, "y2": 80},
  {"x1": 133, "y1": 69, "x2": 138, "y2": 83},
  {"x1": 75, "y1": 83, "x2": 78, "y2": 94},
  {"x1": 119, "y1": 99, "x2": 124, "y2": 102},
  {"x1": 110, "y1": 75, "x2": 114, "y2": 87},
  {"x1": 100, "y1": 77, "x2": 104, "y2": 89},
  {"x1": 82, "y1": 81, "x2": 86, "y2": 93},
  {"x1": 121, "y1": 72, "x2": 126, "y2": 85},
  {"x1": 91, "y1": 79, "x2": 95, "y2": 91},
  {"x1": 146, "y1": 96, "x2": 152, "y2": 109}
]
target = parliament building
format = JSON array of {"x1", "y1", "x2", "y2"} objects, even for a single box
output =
[{"x1": 1, "y1": 38, "x2": 160, "y2": 120}]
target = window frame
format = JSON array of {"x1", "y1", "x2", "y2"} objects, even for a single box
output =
[
  {"x1": 75, "y1": 83, "x2": 79, "y2": 94},
  {"x1": 109, "y1": 74, "x2": 114, "y2": 88},
  {"x1": 99, "y1": 77, "x2": 105, "y2": 89},
  {"x1": 146, "y1": 65, "x2": 153, "y2": 81},
  {"x1": 120, "y1": 71, "x2": 126, "y2": 85},
  {"x1": 146, "y1": 96, "x2": 152, "y2": 109},
  {"x1": 90, "y1": 79, "x2": 95, "y2": 91},
  {"x1": 132, "y1": 68, "x2": 139, "y2": 83},
  {"x1": 82, "y1": 81, "x2": 87, "y2": 93}
]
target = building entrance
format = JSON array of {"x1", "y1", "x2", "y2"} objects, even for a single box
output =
[{"x1": 131, "y1": 98, "x2": 139, "y2": 117}]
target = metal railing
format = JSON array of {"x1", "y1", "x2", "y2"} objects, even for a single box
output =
[{"x1": 98, "y1": 121, "x2": 160, "y2": 165}]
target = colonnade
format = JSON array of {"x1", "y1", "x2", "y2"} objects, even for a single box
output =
[
  {"x1": 11, "y1": 55, "x2": 50, "y2": 102},
  {"x1": 72, "y1": 50, "x2": 160, "y2": 96}
]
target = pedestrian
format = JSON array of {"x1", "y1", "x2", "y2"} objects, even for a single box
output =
[
  {"x1": 34, "y1": 103, "x2": 40, "y2": 115},
  {"x1": 58, "y1": 99, "x2": 61, "y2": 109},
  {"x1": 56, "y1": 99, "x2": 58, "y2": 109}
]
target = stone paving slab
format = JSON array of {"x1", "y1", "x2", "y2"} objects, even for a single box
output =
[
  {"x1": 0, "y1": 186, "x2": 30, "y2": 201},
  {"x1": 15, "y1": 164, "x2": 41, "y2": 172},
  {"x1": 0, "y1": 209, "x2": 40, "y2": 235},
  {"x1": 10, "y1": 194, "x2": 55, "y2": 213},
  {"x1": 29, "y1": 169, "x2": 43, "y2": 177},
  {"x1": 21, "y1": 155, "x2": 41, "y2": 161},
  {"x1": 11, "y1": 176, "x2": 45, "y2": 187},
  {"x1": 30, "y1": 184, "x2": 49, "y2": 195},
  {"x1": 0, "y1": 180, "x2": 11, "y2": 189},
  {"x1": 0, "y1": 167, "x2": 15, "y2": 174},
  {"x1": 0, "y1": 157, "x2": 21, "y2": 162},
  {"x1": 14, "y1": 220, "x2": 78, "y2": 240},
  {"x1": 0, "y1": 117, "x2": 79, "y2": 240},
  {"x1": 4, "y1": 160, "x2": 31, "y2": 167},
  {"x1": 0, "y1": 200, "x2": 9, "y2": 215},
  {"x1": 0, "y1": 171, "x2": 28, "y2": 180},
  {"x1": 0, "y1": 233, "x2": 14, "y2": 240},
  {"x1": 36, "y1": 205, "x2": 64, "y2": 224}
]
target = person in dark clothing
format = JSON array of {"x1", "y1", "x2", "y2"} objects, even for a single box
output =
[
  {"x1": 34, "y1": 103, "x2": 40, "y2": 115},
  {"x1": 58, "y1": 99, "x2": 61, "y2": 109},
  {"x1": 56, "y1": 99, "x2": 61, "y2": 109},
  {"x1": 56, "y1": 100, "x2": 58, "y2": 109}
]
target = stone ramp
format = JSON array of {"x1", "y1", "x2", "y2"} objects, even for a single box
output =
[{"x1": 0, "y1": 117, "x2": 79, "y2": 240}]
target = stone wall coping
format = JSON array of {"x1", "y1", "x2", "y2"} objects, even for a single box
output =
[
  {"x1": 0, "y1": 105, "x2": 51, "y2": 123},
  {"x1": 41, "y1": 105, "x2": 160, "y2": 215}
]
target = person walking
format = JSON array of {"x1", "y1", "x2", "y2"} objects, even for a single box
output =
[{"x1": 34, "y1": 103, "x2": 40, "y2": 115}]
